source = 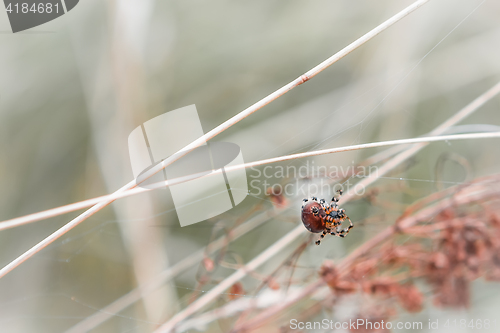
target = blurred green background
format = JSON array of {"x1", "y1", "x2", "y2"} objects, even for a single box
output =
[{"x1": 1, "y1": 0, "x2": 500, "y2": 332}]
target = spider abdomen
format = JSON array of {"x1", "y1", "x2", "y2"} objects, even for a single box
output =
[
  {"x1": 301, "y1": 201, "x2": 326, "y2": 233},
  {"x1": 301, "y1": 191, "x2": 354, "y2": 245}
]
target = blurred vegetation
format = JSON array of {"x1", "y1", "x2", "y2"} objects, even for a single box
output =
[{"x1": 1, "y1": 0, "x2": 500, "y2": 332}]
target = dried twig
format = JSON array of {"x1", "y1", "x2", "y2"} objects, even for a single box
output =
[
  {"x1": 154, "y1": 77, "x2": 500, "y2": 331},
  {"x1": 65, "y1": 208, "x2": 282, "y2": 333},
  {"x1": 0, "y1": 0, "x2": 432, "y2": 281},
  {"x1": 230, "y1": 175, "x2": 500, "y2": 332},
  {"x1": 3, "y1": 131, "x2": 500, "y2": 232},
  {"x1": 61, "y1": 131, "x2": 500, "y2": 332}
]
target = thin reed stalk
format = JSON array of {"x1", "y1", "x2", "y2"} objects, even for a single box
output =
[
  {"x1": 341, "y1": 79, "x2": 500, "y2": 202},
  {"x1": 155, "y1": 224, "x2": 307, "y2": 332},
  {"x1": 0, "y1": 0, "x2": 429, "y2": 284},
  {"x1": 154, "y1": 80, "x2": 500, "y2": 332},
  {"x1": 65, "y1": 207, "x2": 283, "y2": 333},
  {"x1": 156, "y1": 175, "x2": 500, "y2": 333},
  {"x1": 230, "y1": 174, "x2": 500, "y2": 332},
  {"x1": 0, "y1": 0, "x2": 431, "y2": 281},
  {"x1": 3, "y1": 131, "x2": 499, "y2": 232},
  {"x1": 69, "y1": 131, "x2": 500, "y2": 331},
  {"x1": 5, "y1": 78, "x2": 500, "y2": 233}
]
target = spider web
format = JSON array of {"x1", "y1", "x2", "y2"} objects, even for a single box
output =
[{"x1": 2, "y1": 0, "x2": 500, "y2": 332}]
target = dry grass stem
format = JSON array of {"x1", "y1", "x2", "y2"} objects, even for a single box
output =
[
  {"x1": 230, "y1": 174, "x2": 500, "y2": 332},
  {"x1": 154, "y1": 78, "x2": 500, "y2": 331},
  {"x1": 0, "y1": 0, "x2": 431, "y2": 281},
  {"x1": 65, "y1": 207, "x2": 282, "y2": 333},
  {"x1": 3, "y1": 131, "x2": 499, "y2": 232}
]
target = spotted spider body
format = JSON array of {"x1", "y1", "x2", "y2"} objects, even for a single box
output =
[
  {"x1": 301, "y1": 201, "x2": 326, "y2": 233},
  {"x1": 301, "y1": 191, "x2": 354, "y2": 245}
]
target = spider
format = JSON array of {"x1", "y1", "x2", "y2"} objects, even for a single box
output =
[{"x1": 301, "y1": 190, "x2": 353, "y2": 245}]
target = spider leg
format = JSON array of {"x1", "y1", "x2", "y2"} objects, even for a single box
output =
[
  {"x1": 330, "y1": 191, "x2": 343, "y2": 211},
  {"x1": 315, "y1": 229, "x2": 329, "y2": 245},
  {"x1": 301, "y1": 198, "x2": 308, "y2": 208},
  {"x1": 336, "y1": 217, "x2": 354, "y2": 238},
  {"x1": 318, "y1": 198, "x2": 330, "y2": 213},
  {"x1": 330, "y1": 189, "x2": 343, "y2": 205},
  {"x1": 328, "y1": 220, "x2": 341, "y2": 237},
  {"x1": 320, "y1": 199, "x2": 330, "y2": 211}
]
